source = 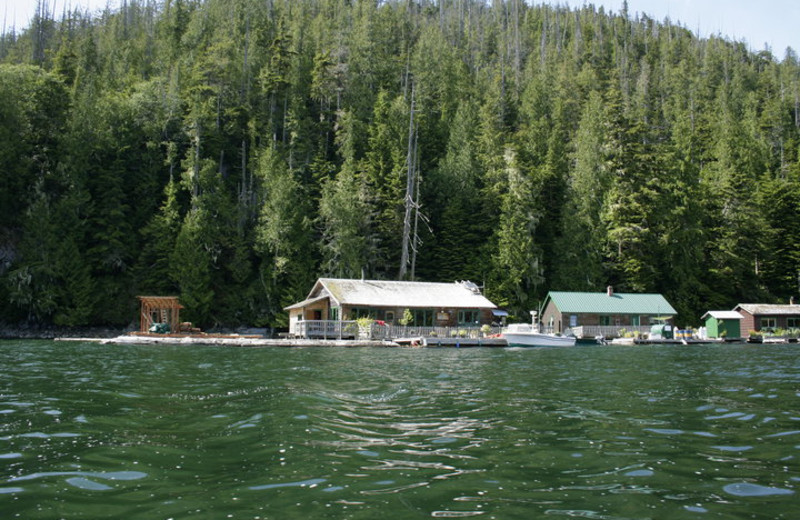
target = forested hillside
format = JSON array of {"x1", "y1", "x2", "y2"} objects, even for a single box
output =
[{"x1": 1, "y1": 0, "x2": 799, "y2": 329}]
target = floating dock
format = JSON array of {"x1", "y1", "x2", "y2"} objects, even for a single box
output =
[
  {"x1": 56, "y1": 334, "x2": 508, "y2": 348},
  {"x1": 394, "y1": 337, "x2": 507, "y2": 347}
]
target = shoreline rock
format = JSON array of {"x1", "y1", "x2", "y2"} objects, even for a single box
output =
[{"x1": 0, "y1": 324, "x2": 128, "y2": 340}]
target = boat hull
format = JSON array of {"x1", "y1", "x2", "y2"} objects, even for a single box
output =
[{"x1": 501, "y1": 332, "x2": 576, "y2": 347}]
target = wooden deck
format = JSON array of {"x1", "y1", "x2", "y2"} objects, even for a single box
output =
[
  {"x1": 293, "y1": 320, "x2": 503, "y2": 341},
  {"x1": 395, "y1": 337, "x2": 507, "y2": 347},
  {"x1": 57, "y1": 333, "x2": 509, "y2": 347}
]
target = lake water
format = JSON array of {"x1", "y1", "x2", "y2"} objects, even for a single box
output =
[{"x1": 1, "y1": 341, "x2": 798, "y2": 519}]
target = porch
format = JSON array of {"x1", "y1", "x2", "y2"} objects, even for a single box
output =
[
  {"x1": 294, "y1": 320, "x2": 502, "y2": 341},
  {"x1": 572, "y1": 325, "x2": 652, "y2": 339}
]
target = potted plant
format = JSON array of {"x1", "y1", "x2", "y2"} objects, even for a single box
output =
[{"x1": 356, "y1": 317, "x2": 374, "y2": 339}]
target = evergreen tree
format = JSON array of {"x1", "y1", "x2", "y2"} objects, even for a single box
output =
[
  {"x1": 700, "y1": 83, "x2": 772, "y2": 305},
  {"x1": 491, "y1": 146, "x2": 544, "y2": 314},
  {"x1": 171, "y1": 206, "x2": 214, "y2": 326},
  {"x1": 361, "y1": 90, "x2": 409, "y2": 277},
  {"x1": 136, "y1": 178, "x2": 183, "y2": 295},
  {"x1": 318, "y1": 163, "x2": 374, "y2": 279},
  {"x1": 1, "y1": 1, "x2": 799, "y2": 328},
  {"x1": 253, "y1": 147, "x2": 315, "y2": 326},
  {"x1": 553, "y1": 90, "x2": 609, "y2": 290},
  {"x1": 426, "y1": 100, "x2": 488, "y2": 283}
]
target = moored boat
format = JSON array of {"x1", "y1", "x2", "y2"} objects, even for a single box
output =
[{"x1": 501, "y1": 320, "x2": 576, "y2": 348}]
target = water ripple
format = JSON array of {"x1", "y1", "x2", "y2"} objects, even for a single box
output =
[
  {"x1": 2, "y1": 341, "x2": 800, "y2": 519},
  {"x1": 430, "y1": 511, "x2": 486, "y2": 517},
  {"x1": 10, "y1": 470, "x2": 147, "y2": 483},
  {"x1": 249, "y1": 477, "x2": 326, "y2": 491},
  {"x1": 723, "y1": 482, "x2": 795, "y2": 497}
]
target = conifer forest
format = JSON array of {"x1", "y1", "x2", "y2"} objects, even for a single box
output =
[{"x1": 2, "y1": 0, "x2": 800, "y2": 329}]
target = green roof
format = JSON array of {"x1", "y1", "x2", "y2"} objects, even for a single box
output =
[{"x1": 547, "y1": 291, "x2": 677, "y2": 315}]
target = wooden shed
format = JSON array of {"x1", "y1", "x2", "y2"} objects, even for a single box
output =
[
  {"x1": 137, "y1": 296, "x2": 183, "y2": 333},
  {"x1": 733, "y1": 303, "x2": 800, "y2": 333},
  {"x1": 701, "y1": 310, "x2": 743, "y2": 339}
]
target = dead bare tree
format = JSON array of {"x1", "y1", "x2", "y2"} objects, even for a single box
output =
[{"x1": 399, "y1": 81, "x2": 417, "y2": 280}]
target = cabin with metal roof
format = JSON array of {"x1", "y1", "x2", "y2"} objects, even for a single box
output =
[
  {"x1": 284, "y1": 278, "x2": 497, "y2": 338},
  {"x1": 733, "y1": 303, "x2": 800, "y2": 334},
  {"x1": 541, "y1": 286, "x2": 677, "y2": 338},
  {"x1": 701, "y1": 310, "x2": 743, "y2": 339}
]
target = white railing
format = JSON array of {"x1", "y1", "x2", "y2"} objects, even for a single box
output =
[
  {"x1": 572, "y1": 325, "x2": 652, "y2": 339},
  {"x1": 296, "y1": 321, "x2": 659, "y2": 341},
  {"x1": 294, "y1": 321, "x2": 502, "y2": 340},
  {"x1": 371, "y1": 324, "x2": 502, "y2": 340},
  {"x1": 295, "y1": 320, "x2": 358, "y2": 339}
]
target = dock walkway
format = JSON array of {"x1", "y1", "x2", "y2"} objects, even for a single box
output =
[{"x1": 56, "y1": 334, "x2": 509, "y2": 347}]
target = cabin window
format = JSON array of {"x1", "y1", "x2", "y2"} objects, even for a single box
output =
[
  {"x1": 385, "y1": 311, "x2": 395, "y2": 323},
  {"x1": 410, "y1": 309, "x2": 434, "y2": 327},
  {"x1": 600, "y1": 316, "x2": 611, "y2": 326},
  {"x1": 330, "y1": 307, "x2": 339, "y2": 321},
  {"x1": 788, "y1": 318, "x2": 800, "y2": 329},
  {"x1": 570, "y1": 315, "x2": 578, "y2": 328},
  {"x1": 631, "y1": 316, "x2": 641, "y2": 327},
  {"x1": 351, "y1": 307, "x2": 375, "y2": 320},
  {"x1": 458, "y1": 310, "x2": 480, "y2": 325},
  {"x1": 760, "y1": 318, "x2": 776, "y2": 331}
]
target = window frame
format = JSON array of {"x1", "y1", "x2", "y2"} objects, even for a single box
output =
[{"x1": 457, "y1": 309, "x2": 480, "y2": 326}]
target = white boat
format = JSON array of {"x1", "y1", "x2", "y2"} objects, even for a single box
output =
[
  {"x1": 501, "y1": 323, "x2": 576, "y2": 347},
  {"x1": 500, "y1": 310, "x2": 576, "y2": 347}
]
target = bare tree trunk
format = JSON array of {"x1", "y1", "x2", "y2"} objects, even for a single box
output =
[
  {"x1": 192, "y1": 119, "x2": 201, "y2": 200},
  {"x1": 399, "y1": 82, "x2": 416, "y2": 280},
  {"x1": 795, "y1": 89, "x2": 799, "y2": 128},
  {"x1": 240, "y1": 139, "x2": 248, "y2": 222},
  {"x1": 410, "y1": 127, "x2": 421, "y2": 281}
]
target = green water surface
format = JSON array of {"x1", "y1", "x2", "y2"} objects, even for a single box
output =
[{"x1": 1, "y1": 341, "x2": 798, "y2": 519}]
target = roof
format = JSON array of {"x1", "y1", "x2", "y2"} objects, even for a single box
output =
[
  {"x1": 137, "y1": 296, "x2": 183, "y2": 309},
  {"x1": 702, "y1": 310, "x2": 743, "y2": 320},
  {"x1": 283, "y1": 294, "x2": 330, "y2": 310},
  {"x1": 547, "y1": 291, "x2": 677, "y2": 315},
  {"x1": 735, "y1": 304, "x2": 800, "y2": 316},
  {"x1": 286, "y1": 278, "x2": 497, "y2": 310}
]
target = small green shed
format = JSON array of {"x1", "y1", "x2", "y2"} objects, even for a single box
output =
[{"x1": 702, "y1": 310, "x2": 743, "y2": 339}]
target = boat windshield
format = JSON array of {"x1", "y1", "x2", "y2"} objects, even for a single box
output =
[{"x1": 505, "y1": 323, "x2": 536, "y2": 333}]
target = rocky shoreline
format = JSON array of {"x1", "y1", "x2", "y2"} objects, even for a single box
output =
[
  {"x1": 0, "y1": 324, "x2": 129, "y2": 340},
  {"x1": 0, "y1": 324, "x2": 273, "y2": 341}
]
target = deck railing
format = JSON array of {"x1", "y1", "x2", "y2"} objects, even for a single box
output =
[
  {"x1": 294, "y1": 320, "x2": 502, "y2": 340},
  {"x1": 296, "y1": 321, "x2": 658, "y2": 341},
  {"x1": 572, "y1": 325, "x2": 652, "y2": 339},
  {"x1": 295, "y1": 320, "x2": 358, "y2": 339},
  {"x1": 370, "y1": 324, "x2": 503, "y2": 340}
]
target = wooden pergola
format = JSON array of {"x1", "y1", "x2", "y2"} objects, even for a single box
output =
[{"x1": 138, "y1": 296, "x2": 184, "y2": 333}]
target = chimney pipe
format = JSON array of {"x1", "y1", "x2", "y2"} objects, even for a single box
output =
[{"x1": 607, "y1": 285, "x2": 614, "y2": 297}]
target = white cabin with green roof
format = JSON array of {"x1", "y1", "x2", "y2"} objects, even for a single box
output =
[{"x1": 541, "y1": 286, "x2": 677, "y2": 337}]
